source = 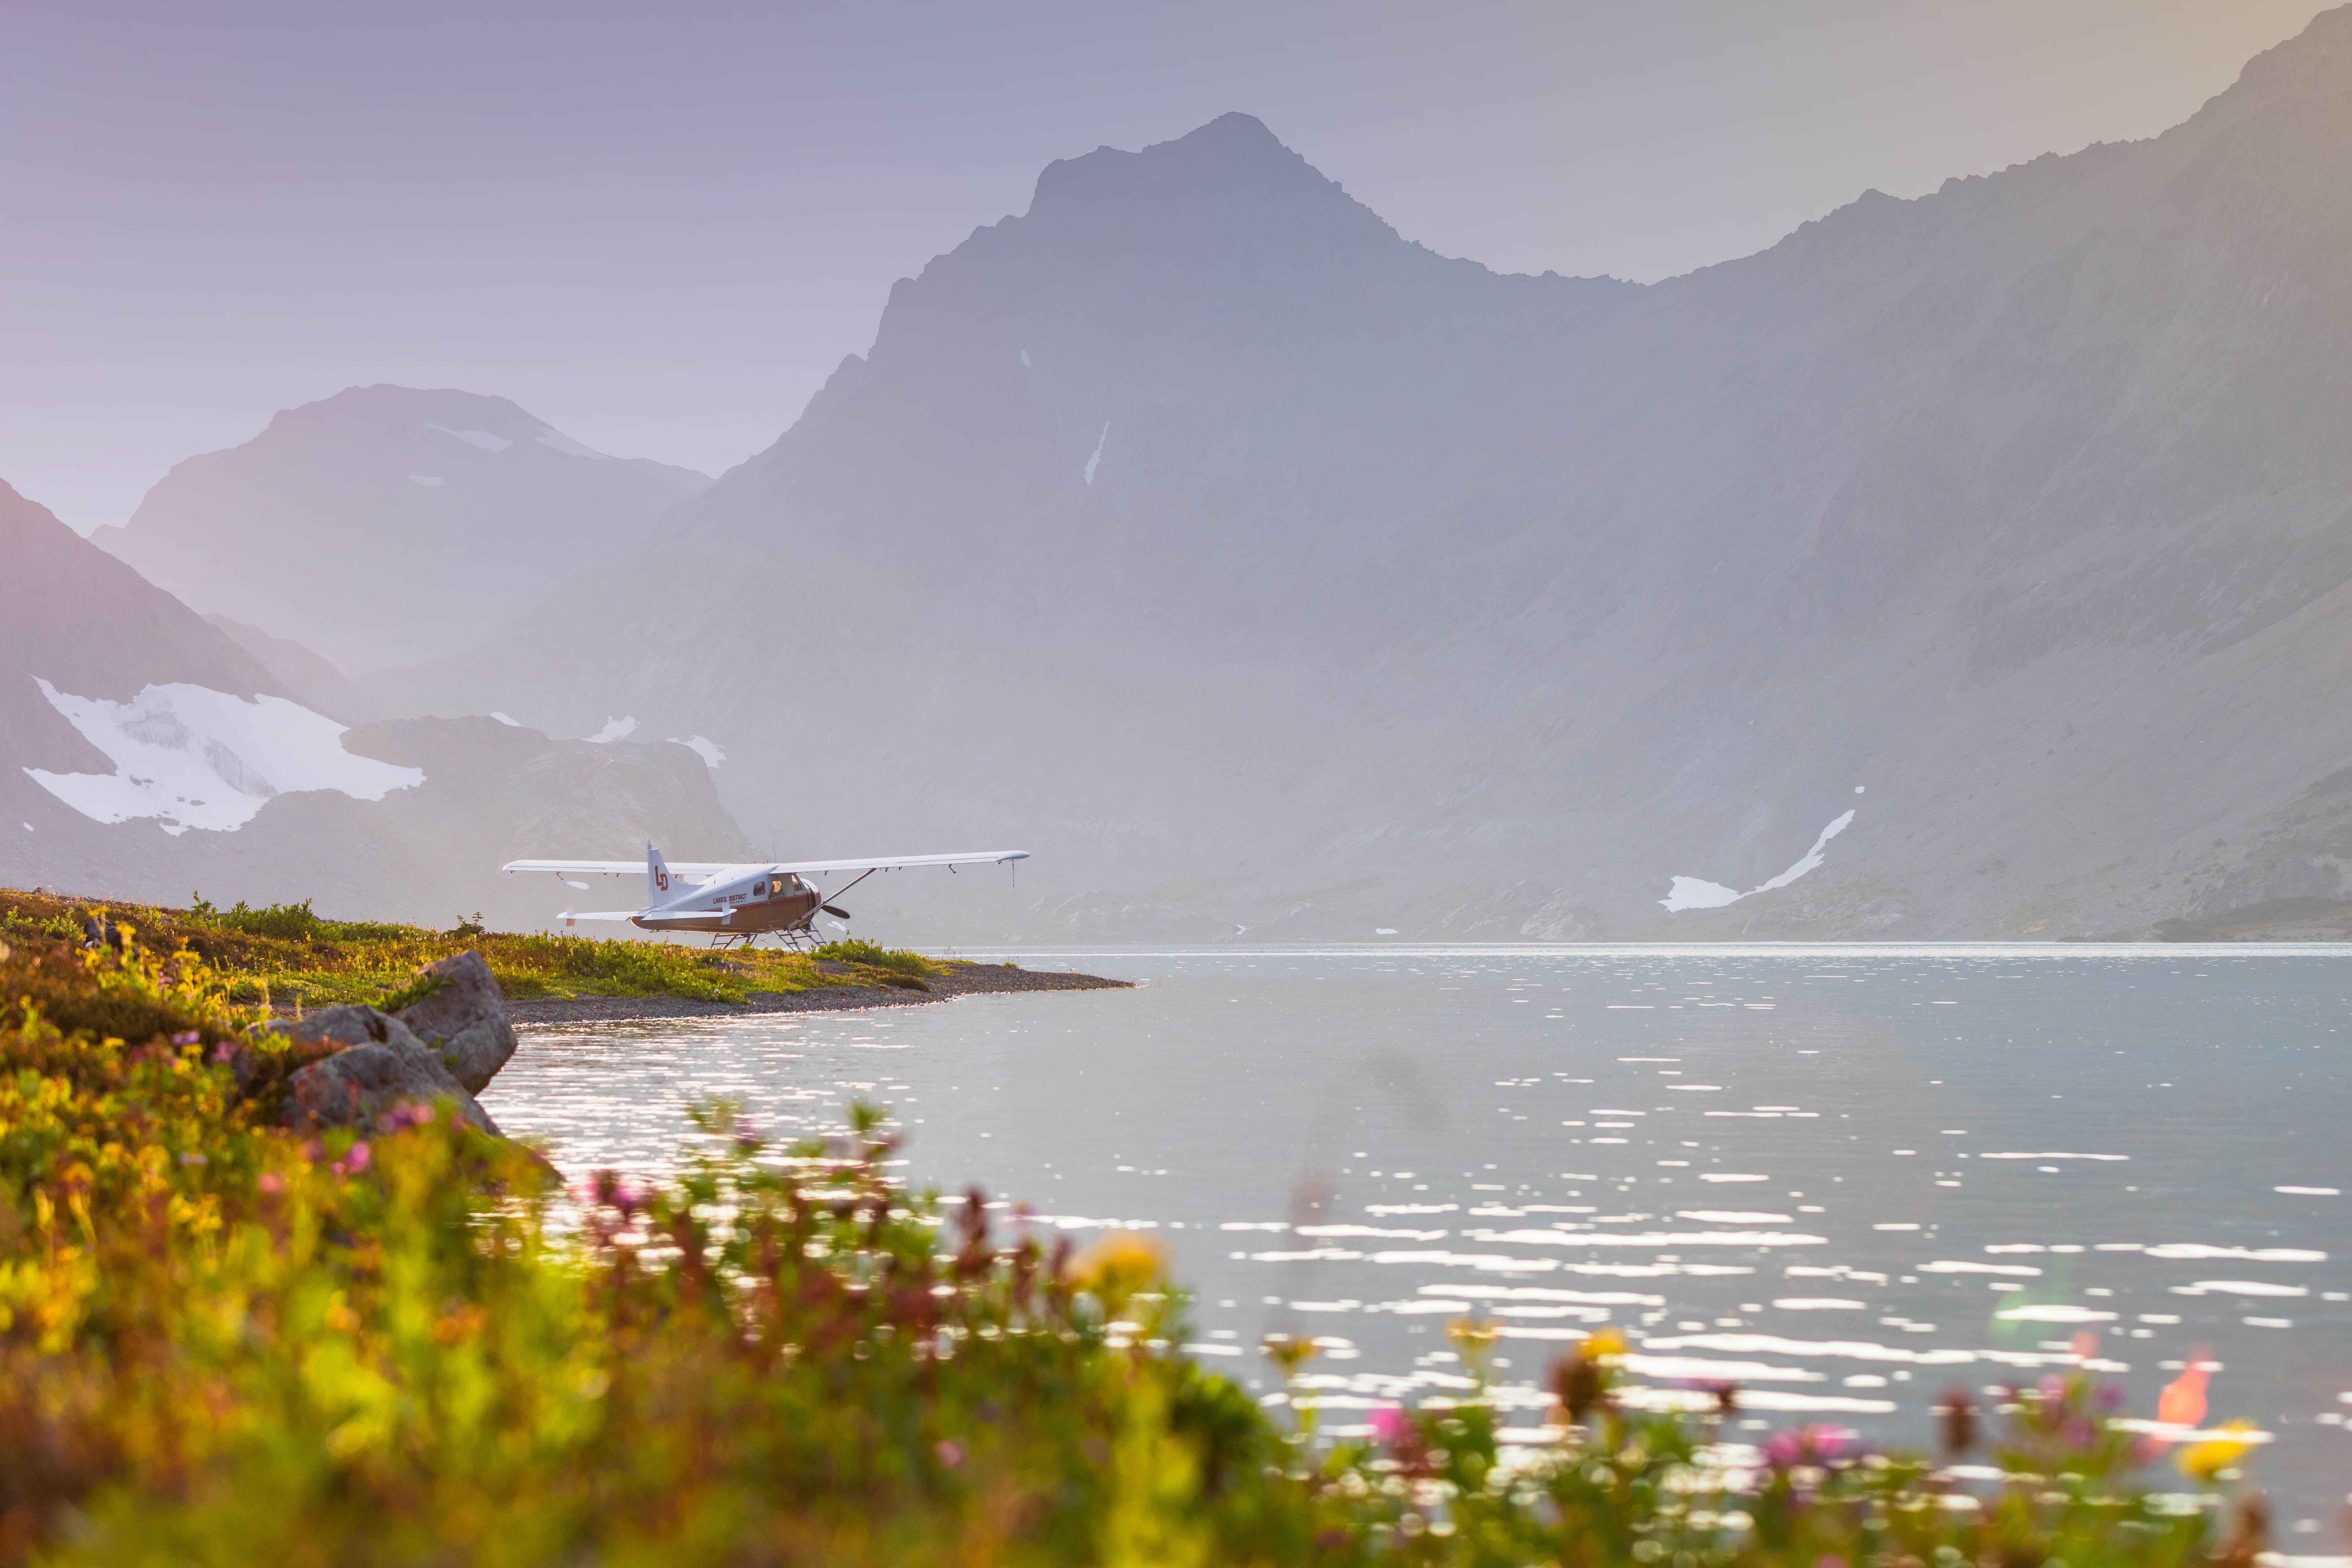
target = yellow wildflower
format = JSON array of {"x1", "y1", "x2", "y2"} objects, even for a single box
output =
[
  {"x1": 2178, "y1": 1419, "x2": 2261, "y2": 1482},
  {"x1": 1447, "y1": 1315, "x2": 1501, "y2": 1355},
  {"x1": 1263, "y1": 1332, "x2": 1318, "y2": 1378},
  {"x1": 1066, "y1": 1230, "x2": 1166, "y2": 1305}
]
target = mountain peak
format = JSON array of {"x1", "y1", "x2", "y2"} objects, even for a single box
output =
[
  {"x1": 1023, "y1": 111, "x2": 1389, "y2": 256},
  {"x1": 1167, "y1": 112, "x2": 1287, "y2": 156}
]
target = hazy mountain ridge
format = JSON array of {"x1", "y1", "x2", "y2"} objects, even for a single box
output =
[
  {"x1": 94, "y1": 385, "x2": 712, "y2": 674},
  {"x1": 185, "y1": 10, "x2": 2352, "y2": 939},
  {"x1": 0, "y1": 479, "x2": 288, "y2": 786},
  {"x1": 1, "y1": 478, "x2": 750, "y2": 926}
]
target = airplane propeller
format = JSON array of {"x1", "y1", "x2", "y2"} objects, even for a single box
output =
[{"x1": 821, "y1": 904, "x2": 852, "y2": 920}]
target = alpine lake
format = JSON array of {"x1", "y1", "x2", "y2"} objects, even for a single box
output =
[{"x1": 480, "y1": 944, "x2": 2352, "y2": 1537}]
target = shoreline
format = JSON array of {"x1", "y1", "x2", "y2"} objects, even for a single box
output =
[{"x1": 502, "y1": 961, "x2": 1132, "y2": 1026}]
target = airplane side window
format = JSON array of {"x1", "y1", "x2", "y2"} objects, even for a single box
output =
[{"x1": 754, "y1": 881, "x2": 767, "y2": 895}]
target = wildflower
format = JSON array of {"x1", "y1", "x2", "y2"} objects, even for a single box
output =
[
  {"x1": 1263, "y1": 1332, "x2": 1318, "y2": 1378},
  {"x1": 1370, "y1": 1404, "x2": 1411, "y2": 1447},
  {"x1": 258, "y1": 1172, "x2": 284, "y2": 1194},
  {"x1": 2178, "y1": 1419, "x2": 2261, "y2": 1482},
  {"x1": 1764, "y1": 1425, "x2": 1852, "y2": 1470},
  {"x1": 1551, "y1": 1326, "x2": 1626, "y2": 1422},
  {"x1": 1935, "y1": 1386, "x2": 1976, "y2": 1455},
  {"x1": 212, "y1": 1041, "x2": 236, "y2": 1063},
  {"x1": 1065, "y1": 1230, "x2": 1166, "y2": 1304},
  {"x1": 172, "y1": 1030, "x2": 200, "y2": 1046},
  {"x1": 1447, "y1": 1314, "x2": 1501, "y2": 1358},
  {"x1": 2158, "y1": 1354, "x2": 2212, "y2": 1430},
  {"x1": 936, "y1": 1439, "x2": 964, "y2": 1467},
  {"x1": 332, "y1": 1141, "x2": 371, "y2": 1176}
]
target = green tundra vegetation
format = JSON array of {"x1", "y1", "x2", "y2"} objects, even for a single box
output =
[
  {"x1": 0, "y1": 910, "x2": 2273, "y2": 1565},
  {"x1": 0, "y1": 888, "x2": 938, "y2": 1009}
]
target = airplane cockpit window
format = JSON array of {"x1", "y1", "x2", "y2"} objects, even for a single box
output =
[{"x1": 753, "y1": 880, "x2": 767, "y2": 896}]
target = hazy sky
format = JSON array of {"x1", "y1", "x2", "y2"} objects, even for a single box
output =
[{"x1": 4, "y1": 0, "x2": 2328, "y2": 534}]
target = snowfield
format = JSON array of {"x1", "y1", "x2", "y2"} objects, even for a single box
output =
[
  {"x1": 22, "y1": 679, "x2": 424, "y2": 835},
  {"x1": 1659, "y1": 810, "x2": 1857, "y2": 913}
]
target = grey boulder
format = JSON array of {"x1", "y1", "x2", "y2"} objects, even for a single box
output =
[
  {"x1": 276, "y1": 1005, "x2": 503, "y2": 1137},
  {"x1": 390, "y1": 950, "x2": 517, "y2": 1094}
]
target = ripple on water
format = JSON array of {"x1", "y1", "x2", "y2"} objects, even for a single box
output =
[{"x1": 482, "y1": 944, "x2": 2352, "y2": 1529}]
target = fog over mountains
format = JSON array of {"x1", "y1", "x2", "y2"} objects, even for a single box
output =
[
  {"x1": 16, "y1": 9, "x2": 2352, "y2": 942},
  {"x1": 94, "y1": 386, "x2": 709, "y2": 673},
  {"x1": 353, "y1": 8, "x2": 2351, "y2": 942}
]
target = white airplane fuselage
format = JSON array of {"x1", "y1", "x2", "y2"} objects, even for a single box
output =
[
  {"x1": 505, "y1": 844, "x2": 1028, "y2": 946},
  {"x1": 634, "y1": 870, "x2": 824, "y2": 935}
]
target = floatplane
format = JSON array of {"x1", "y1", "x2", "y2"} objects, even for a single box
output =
[{"x1": 502, "y1": 843, "x2": 1028, "y2": 949}]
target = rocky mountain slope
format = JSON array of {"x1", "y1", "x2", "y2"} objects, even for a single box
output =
[
  {"x1": 250, "y1": 11, "x2": 2352, "y2": 940},
  {"x1": 93, "y1": 386, "x2": 710, "y2": 673},
  {"x1": 3, "y1": 479, "x2": 748, "y2": 925}
]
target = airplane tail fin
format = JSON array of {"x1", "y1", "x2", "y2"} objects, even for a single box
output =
[{"x1": 647, "y1": 842, "x2": 676, "y2": 906}]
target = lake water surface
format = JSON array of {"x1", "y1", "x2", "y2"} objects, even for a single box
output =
[{"x1": 481, "y1": 944, "x2": 2352, "y2": 1536}]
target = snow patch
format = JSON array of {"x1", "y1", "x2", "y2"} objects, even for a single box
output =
[
  {"x1": 22, "y1": 679, "x2": 423, "y2": 836},
  {"x1": 535, "y1": 427, "x2": 609, "y2": 460},
  {"x1": 1659, "y1": 878, "x2": 1741, "y2": 912},
  {"x1": 1084, "y1": 422, "x2": 1108, "y2": 484},
  {"x1": 585, "y1": 715, "x2": 637, "y2": 744},
  {"x1": 423, "y1": 423, "x2": 513, "y2": 453},
  {"x1": 668, "y1": 735, "x2": 724, "y2": 767},
  {"x1": 489, "y1": 711, "x2": 520, "y2": 727},
  {"x1": 1659, "y1": 811, "x2": 1857, "y2": 912},
  {"x1": 408, "y1": 474, "x2": 445, "y2": 487}
]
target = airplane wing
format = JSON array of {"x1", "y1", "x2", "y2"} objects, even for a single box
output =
[
  {"x1": 764, "y1": 851, "x2": 1029, "y2": 876},
  {"x1": 503, "y1": 859, "x2": 738, "y2": 877}
]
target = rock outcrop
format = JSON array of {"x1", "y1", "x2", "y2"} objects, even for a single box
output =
[
  {"x1": 257, "y1": 952, "x2": 517, "y2": 1135},
  {"x1": 280, "y1": 1009, "x2": 503, "y2": 1137},
  {"x1": 390, "y1": 950, "x2": 518, "y2": 1094}
]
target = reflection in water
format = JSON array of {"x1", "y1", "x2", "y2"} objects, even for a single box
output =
[{"x1": 482, "y1": 944, "x2": 2352, "y2": 1531}]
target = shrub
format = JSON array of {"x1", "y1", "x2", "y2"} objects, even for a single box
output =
[{"x1": 815, "y1": 937, "x2": 937, "y2": 978}]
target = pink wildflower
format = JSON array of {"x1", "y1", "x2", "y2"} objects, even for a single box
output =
[
  {"x1": 1765, "y1": 1425, "x2": 1852, "y2": 1469},
  {"x1": 259, "y1": 1172, "x2": 285, "y2": 1194},
  {"x1": 936, "y1": 1439, "x2": 964, "y2": 1467},
  {"x1": 1371, "y1": 1405, "x2": 1411, "y2": 1447}
]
